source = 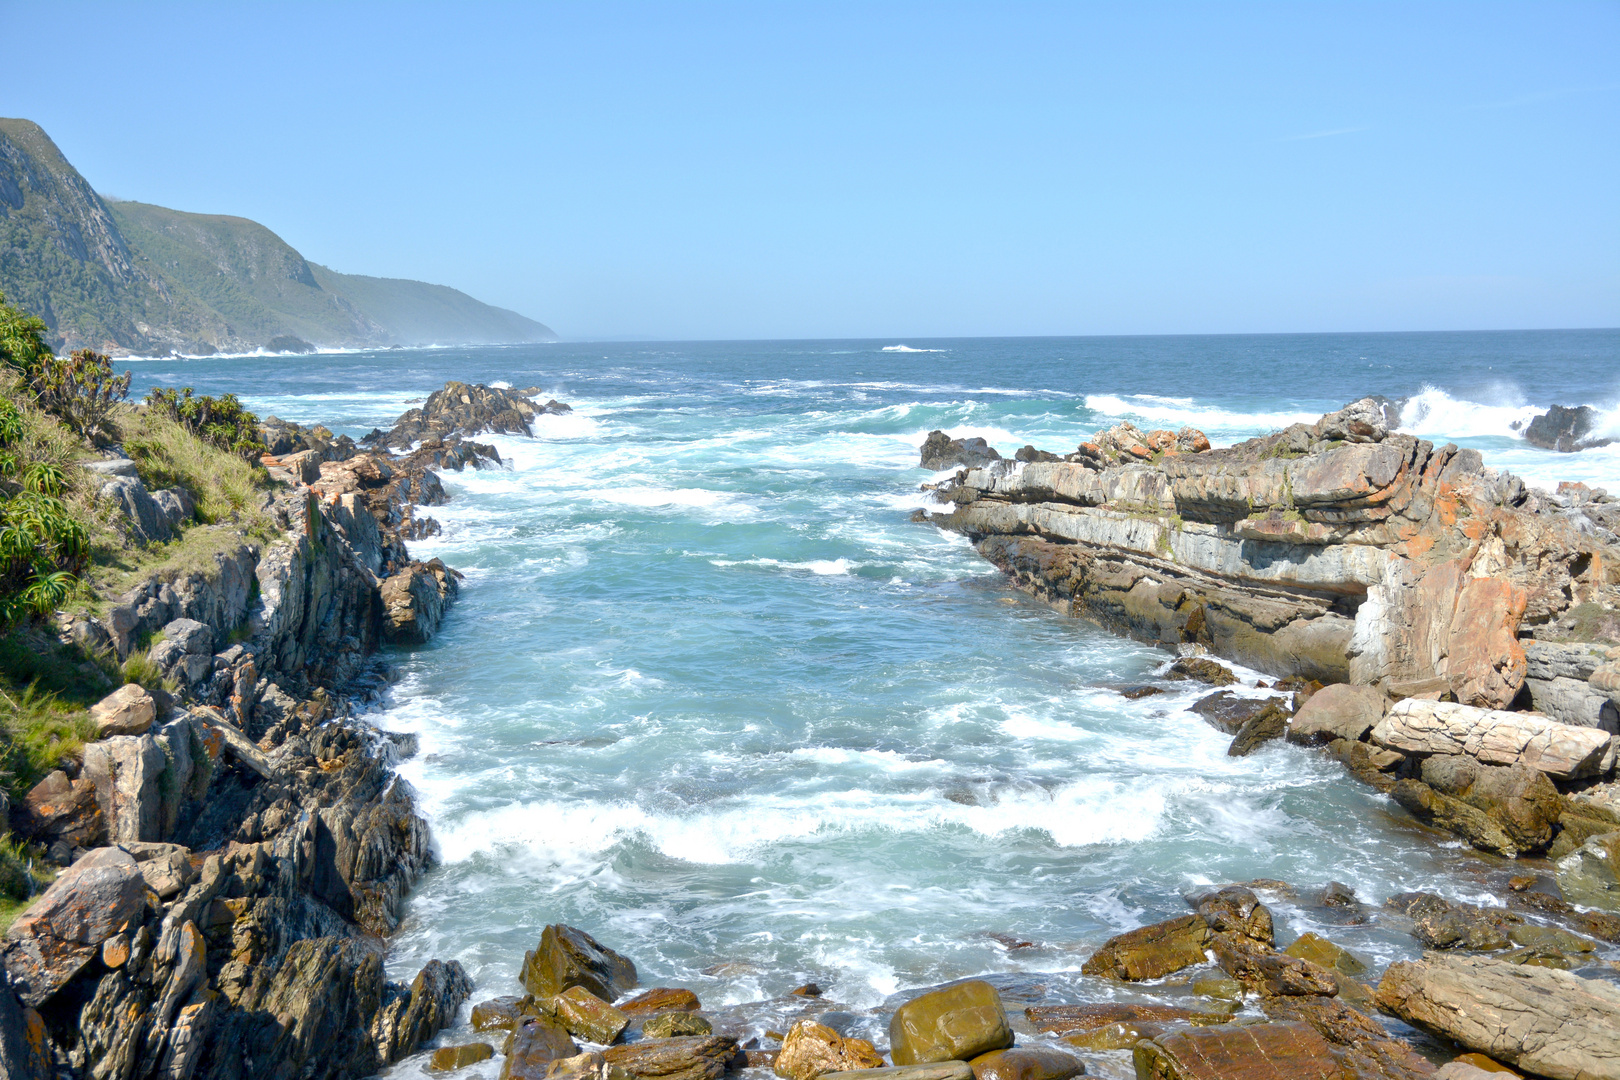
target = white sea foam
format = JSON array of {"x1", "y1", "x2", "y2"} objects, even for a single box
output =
[
  {"x1": 881, "y1": 345, "x2": 946, "y2": 353},
  {"x1": 1083, "y1": 394, "x2": 1319, "y2": 434},
  {"x1": 710, "y1": 557, "x2": 857, "y2": 575}
]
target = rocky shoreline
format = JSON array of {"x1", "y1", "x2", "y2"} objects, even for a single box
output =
[
  {"x1": 0, "y1": 381, "x2": 565, "y2": 1079},
  {"x1": 905, "y1": 403, "x2": 1620, "y2": 1077}
]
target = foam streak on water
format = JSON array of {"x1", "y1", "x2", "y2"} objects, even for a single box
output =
[{"x1": 116, "y1": 333, "x2": 1618, "y2": 1016}]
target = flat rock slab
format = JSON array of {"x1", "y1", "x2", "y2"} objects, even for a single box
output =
[
  {"x1": 1372, "y1": 698, "x2": 1616, "y2": 779},
  {"x1": 838, "y1": 1066, "x2": 975, "y2": 1080},
  {"x1": 603, "y1": 1036, "x2": 739, "y2": 1080},
  {"x1": 1026, "y1": 1004, "x2": 1229, "y2": 1033},
  {"x1": 1376, "y1": 952, "x2": 1620, "y2": 1080},
  {"x1": 1133, "y1": 1021, "x2": 1339, "y2": 1080}
]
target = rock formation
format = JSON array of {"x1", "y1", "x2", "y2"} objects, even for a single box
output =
[{"x1": 1523, "y1": 404, "x2": 1614, "y2": 453}]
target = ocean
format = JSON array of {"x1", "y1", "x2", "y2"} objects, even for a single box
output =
[{"x1": 120, "y1": 330, "x2": 1620, "y2": 1074}]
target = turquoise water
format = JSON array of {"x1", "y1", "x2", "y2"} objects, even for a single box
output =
[{"x1": 122, "y1": 332, "x2": 1619, "y2": 1070}]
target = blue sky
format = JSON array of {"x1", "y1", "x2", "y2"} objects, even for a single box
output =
[{"x1": 5, "y1": 1, "x2": 1617, "y2": 339}]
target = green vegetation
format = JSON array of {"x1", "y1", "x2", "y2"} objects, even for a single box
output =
[
  {"x1": 0, "y1": 683, "x2": 96, "y2": 803},
  {"x1": 143, "y1": 386, "x2": 265, "y2": 461}
]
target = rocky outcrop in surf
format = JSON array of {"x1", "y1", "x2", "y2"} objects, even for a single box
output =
[
  {"x1": 373, "y1": 380, "x2": 571, "y2": 451},
  {"x1": 920, "y1": 400, "x2": 1620, "y2": 862},
  {"x1": 1522, "y1": 404, "x2": 1615, "y2": 453}
]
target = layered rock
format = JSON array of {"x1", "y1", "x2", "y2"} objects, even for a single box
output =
[{"x1": 922, "y1": 399, "x2": 1613, "y2": 700}]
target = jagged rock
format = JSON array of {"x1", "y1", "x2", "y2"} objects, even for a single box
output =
[
  {"x1": 1190, "y1": 691, "x2": 1280, "y2": 735},
  {"x1": 1384, "y1": 893, "x2": 1519, "y2": 951},
  {"x1": 1014, "y1": 446, "x2": 1060, "y2": 464},
  {"x1": 642, "y1": 1012, "x2": 711, "y2": 1038},
  {"x1": 550, "y1": 985, "x2": 630, "y2": 1044},
  {"x1": 1372, "y1": 698, "x2": 1616, "y2": 779},
  {"x1": 620, "y1": 988, "x2": 702, "y2": 1015},
  {"x1": 1418, "y1": 757, "x2": 1563, "y2": 852},
  {"x1": 602, "y1": 1035, "x2": 738, "y2": 1080},
  {"x1": 521, "y1": 925, "x2": 639, "y2": 1002},
  {"x1": 90, "y1": 683, "x2": 157, "y2": 736},
  {"x1": 1286, "y1": 683, "x2": 1387, "y2": 745},
  {"x1": 1316, "y1": 397, "x2": 1400, "y2": 443},
  {"x1": 502, "y1": 1017, "x2": 579, "y2": 1079},
  {"x1": 774, "y1": 1019, "x2": 884, "y2": 1080},
  {"x1": 1188, "y1": 886, "x2": 1272, "y2": 944},
  {"x1": 1377, "y1": 952, "x2": 1620, "y2": 1080},
  {"x1": 966, "y1": 1046, "x2": 1083, "y2": 1080},
  {"x1": 380, "y1": 381, "x2": 569, "y2": 450},
  {"x1": 1556, "y1": 830, "x2": 1620, "y2": 912},
  {"x1": 380, "y1": 559, "x2": 460, "y2": 645},
  {"x1": 0, "y1": 847, "x2": 146, "y2": 1006},
  {"x1": 472, "y1": 995, "x2": 537, "y2": 1031},
  {"x1": 101, "y1": 475, "x2": 175, "y2": 544},
  {"x1": 373, "y1": 958, "x2": 474, "y2": 1064},
  {"x1": 1227, "y1": 699, "x2": 1291, "y2": 756},
  {"x1": 1132, "y1": 1021, "x2": 1340, "y2": 1080},
  {"x1": 920, "y1": 431, "x2": 1002, "y2": 472},
  {"x1": 15, "y1": 769, "x2": 103, "y2": 849},
  {"x1": 890, "y1": 980, "x2": 1011, "y2": 1066},
  {"x1": 1256, "y1": 995, "x2": 1434, "y2": 1079},
  {"x1": 0, "y1": 971, "x2": 51, "y2": 1080},
  {"x1": 1081, "y1": 915, "x2": 1211, "y2": 981},
  {"x1": 1523, "y1": 404, "x2": 1614, "y2": 453},
  {"x1": 1329, "y1": 738, "x2": 1402, "y2": 792},
  {"x1": 1282, "y1": 933, "x2": 1366, "y2": 976},
  {"x1": 1209, "y1": 933, "x2": 1338, "y2": 997}
]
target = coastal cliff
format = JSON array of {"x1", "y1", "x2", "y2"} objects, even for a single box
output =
[{"x1": 0, "y1": 380, "x2": 561, "y2": 1079}]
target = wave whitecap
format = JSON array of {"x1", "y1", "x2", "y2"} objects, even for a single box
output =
[{"x1": 882, "y1": 345, "x2": 946, "y2": 353}]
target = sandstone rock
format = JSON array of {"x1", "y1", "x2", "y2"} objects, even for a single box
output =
[
  {"x1": 1555, "y1": 830, "x2": 1620, "y2": 912},
  {"x1": 552, "y1": 985, "x2": 630, "y2": 1044},
  {"x1": 889, "y1": 980, "x2": 1013, "y2": 1066},
  {"x1": 1187, "y1": 886, "x2": 1272, "y2": 944},
  {"x1": 431, "y1": 1041, "x2": 496, "y2": 1070},
  {"x1": 1377, "y1": 952, "x2": 1620, "y2": 1080},
  {"x1": 1256, "y1": 994, "x2": 1436, "y2": 1079},
  {"x1": 642, "y1": 1012, "x2": 711, "y2": 1038},
  {"x1": 1393, "y1": 779, "x2": 1522, "y2": 857},
  {"x1": 504, "y1": 1017, "x2": 581, "y2": 1080},
  {"x1": 620, "y1": 988, "x2": 702, "y2": 1015},
  {"x1": 1286, "y1": 683, "x2": 1386, "y2": 746},
  {"x1": 1132, "y1": 1021, "x2": 1340, "y2": 1080},
  {"x1": 1316, "y1": 397, "x2": 1400, "y2": 443},
  {"x1": 921, "y1": 432, "x2": 1002, "y2": 472},
  {"x1": 381, "y1": 381, "x2": 567, "y2": 449},
  {"x1": 1209, "y1": 933, "x2": 1338, "y2": 997},
  {"x1": 836, "y1": 1066, "x2": 973, "y2": 1080},
  {"x1": 90, "y1": 683, "x2": 157, "y2": 736},
  {"x1": 1025, "y1": 1004, "x2": 1229, "y2": 1034},
  {"x1": 966, "y1": 1047, "x2": 1083, "y2": 1080},
  {"x1": 380, "y1": 559, "x2": 461, "y2": 645},
  {"x1": 1418, "y1": 758, "x2": 1563, "y2": 852},
  {"x1": 1525, "y1": 676, "x2": 1620, "y2": 732},
  {"x1": 774, "y1": 1019, "x2": 885, "y2": 1080},
  {"x1": 1385, "y1": 892, "x2": 1519, "y2": 952},
  {"x1": 1080, "y1": 915, "x2": 1211, "y2": 981},
  {"x1": 1371, "y1": 699, "x2": 1616, "y2": 780},
  {"x1": 602, "y1": 1035, "x2": 738, "y2": 1080},
  {"x1": 1282, "y1": 932, "x2": 1366, "y2": 975},
  {"x1": 522, "y1": 925, "x2": 639, "y2": 1002},
  {"x1": 473, "y1": 995, "x2": 536, "y2": 1030},
  {"x1": 1446, "y1": 577, "x2": 1529, "y2": 709},
  {"x1": 0, "y1": 847, "x2": 145, "y2": 1006}
]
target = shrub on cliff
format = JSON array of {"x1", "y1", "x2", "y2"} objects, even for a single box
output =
[
  {"x1": 144, "y1": 385, "x2": 265, "y2": 461},
  {"x1": 0, "y1": 396, "x2": 89, "y2": 620}
]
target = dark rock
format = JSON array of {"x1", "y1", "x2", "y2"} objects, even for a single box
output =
[
  {"x1": 1316, "y1": 881, "x2": 1358, "y2": 908},
  {"x1": 1418, "y1": 758, "x2": 1562, "y2": 853},
  {"x1": 14, "y1": 769, "x2": 104, "y2": 849},
  {"x1": 1257, "y1": 995, "x2": 1434, "y2": 1079},
  {"x1": 1117, "y1": 684, "x2": 1164, "y2": 700},
  {"x1": 380, "y1": 559, "x2": 460, "y2": 645},
  {"x1": 551, "y1": 985, "x2": 631, "y2": 1044},
  {"x1": 1523, "y1": 404, "x2": 1614, "y2": 453},
  {"x1": 503, "y1": 1017, "x2": 580, "y2": 1079},
  {"x1": 521, "y1": 924, "x2": 638, "y2": 1002},
  {"x1": 380, "y1": 381, "x2": 569, "y2": 449},
  {"x1": 0, "y1": 970, "x2": 50, "y2": 1080},
  {"x1": 1286, "y1": 683, "x2": 1387, "y2": 746},
  {"x1": 430, "y1": 1041, "x2": 495, "y2": 1070},
  {"x1": 1167, "y1": 657, "x2": 1237, "y2": 686},
  {"x1": 264, "y1": 335, "x2": 315, "y2": 354},
  {"x1": 1209, "y1": 933, "x2": 1338, "y2": 997},
  {"x1": 373, "y1": 958, "x2": 474, "y2": 1065},
  {"x1": 1013, "y1": 446, "x2": 1060, "y2": 464},
  {"x1": 1228, "y1": 699, "x2": 1291, "y2": 756},
  {"x1": 472, "y1": 995, "x2": 536, "y2": 1031},
  {"x1": 1392, "y1": 779, "x2": 1521, "y2": 857},
  {"x1": 1385, "y1": 892, "x2": 1519, "y2": 951},
  {"x1": 920, "y1": 431, "x2": 1002, "y2": 472}
]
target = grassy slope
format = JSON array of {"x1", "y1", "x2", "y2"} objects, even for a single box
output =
[{"x1": 310, "y1": 264, "x2": 556, "y2": 344}]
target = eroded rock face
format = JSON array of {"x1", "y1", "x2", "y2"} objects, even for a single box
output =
[
  {"x1": 90, "y1": 684, "x2": 157, "y2": 736},
  {"x1": 379, "y1": 381, "x2": 570, "y2": 450},
  {"x1": 380, "y1": 559, "x2": 461, "y2": 645},
  {"x1": 923, "y1": 400, "x2": 1614, "y2": 700},
  {"x1": 1377, "y1": 952, "x2": 1620, "y2": 1080},
  {"x1": 921, "y1": 431, "x2": 1002, "y2": 472},
  {"x1": 620, "y1": 988, "x2": 702, "y2": 1015},
  {"x1": 1372, "y1": 698, "x2": 1616, "y2": 779},
  {"x1": 1523, "y1": 404, "x2": 1614, "y2": 453},
  {"x1": 889, "y1": 981, "x2": 1013, "y2": 1066},
  {"x1": 502, "y1": 1017, "x2": 579, "y2": 1079},
  {"x1": 549, "y1": 985, "x2": 630, "y2": 1045}
]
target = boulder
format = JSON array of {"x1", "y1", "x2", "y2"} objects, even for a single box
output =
[
  {"x1": 966, "y1": 1047, "x2": 1083, "y2": 1080},
  {"x1": 100, "y1": 475, "x2": 173, "y2": 544},
  {"x1": 1316, "y1": 397, "x2": 1400, "y2": 443},
  {"x1": 1419, "y1": 758, "x2": 1563, "y2": 852},
  {"x1": 1080, "y1": 915, "x2": 1212, "y2": 981},
  {"x1": 472, "y1": 995, "x2": 535, "y2": 1031},
  {"x1": 1286, "y1": 683, "x2": 1386, "y2": 746},
  {"x1": 1377, "y1": 952, "x2": 1620, "y2": 1080},
  {"x1": 152, "y1": 486, "x2": 195, "y2": 531},
  {"x1": 162, "y1": 617, "x2": 215, "y2": 656},
  {"x1": 1523, "y1": 404, "x2": 1614, "y2": 452},
  {"x1": 1132, "y1": 1021, "x2": 1340, "y2": 1080},
  {"x1": 521, "y1": 925, "x2": 638, "y2": 1002},
  {"x1": 1208, "y1": 933, "x2": 1338, "y2": 997},
  {"x1": 1385, "y1": 892, "x2": 1519, "y2": 952},
  {"x1": 1555, "y1": 830, "x2": 1620, "y2": 912},
  {"x1": 889, "y1": 980, "x2": 1013, "y2": 1066},
  {"x1": 1227, "y1": 700, "x2": 1291, "y2": 756},
  {"x1": 1191, "y1": 691, "x2": 1272, "y2": 735},
  {"x1": 373, "y1": 958, "x2": 474, "y2": 1065},
  {"x1": 1371, "y1": 699, "x2": 1616, "y2": 780},
  {"x1": 602, "y1": 1035, "x2": 739, "y2": 1080},
  {"x1": 89, "y1": 684, "x2": 157, "y2": 736},
  {"x1": 621, "y1": 988, "x2": 702, "y2": 1015},
  {"x1": 1281, "y1": 933, "x2": 1366, "y2": 976},
  {"x1": 774, "y1": 1019, "x2": 885, "y2": 1080},
  {"x1": 15, "y1": 770, "x2": 103, "y2": 849},
  {"x1": 380, "y1": 559, "x2": 460, "y2": 645},
  {"x1": 921, "y1": 431, "x2": 1002, "y2": 472},
  {"x1": 1166, "y1": 657, "x2": 1237, "y2": 686},
  {"x1": 642, "y1": 1012, "x2": 711, "y2": 1038},
  {"x1": 0, "y1": 847, "x2": 146, "y2": 1006},
  {"x1": 0, "y1": 972, "x2": 50, "y2": 1080},
  {"x1": 1445, "y1": 577, "x2": 1529, "y2": 709},
  {"x1": 502, "y1": 1017, "x2": 579, "y2": 1080},
  {"x1": 551, "y1": 985, "x2": 630, "y2": 1044}
]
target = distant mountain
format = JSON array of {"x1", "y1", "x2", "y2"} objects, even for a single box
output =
[{"x1": 0, "y1": 118, "x2": 555, "y2": 354}]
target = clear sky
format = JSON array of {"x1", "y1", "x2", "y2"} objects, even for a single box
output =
[{"x1": 5, "y1": 1, "x2": 1617, "y2": 340}]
